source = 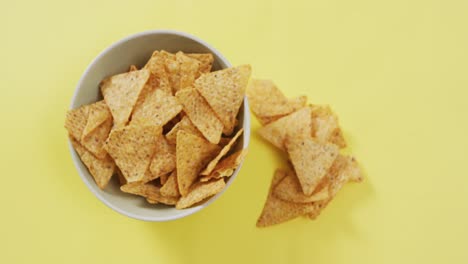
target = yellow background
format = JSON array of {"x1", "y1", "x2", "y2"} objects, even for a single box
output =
[{"x1": 1, "y1": 0, "x2": 467, "y2": 263}]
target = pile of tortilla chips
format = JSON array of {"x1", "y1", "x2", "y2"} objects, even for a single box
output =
[
  {"x1": 247, "y1": 80, "x2": 363, "y2": 227},
  {"x1": 66, "y1": 50, "x2": 250, "y2": 209}
]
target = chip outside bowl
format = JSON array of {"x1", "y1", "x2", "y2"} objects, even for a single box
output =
[{"x1": 69, "y1": 29, "x2": 250, "y2": 222}]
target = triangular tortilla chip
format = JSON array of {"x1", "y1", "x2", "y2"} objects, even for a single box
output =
[
  {"x1": 70, "y1": 137, "x2": 115, "y2": 189},
  {"x1": 144, "y1": 135, "x2": 176, "y2": 182},
  {"x1": 176, "y1": 130, "x2": 221, "y2": 196},
  {"x1": 100, "y1": 69, "x2": 150, "y2": 127},
  {"x1": 175, "y1": 178, "x2": 225, "y2": 209},
  {"x1": 165, "y1": 116, "x2": 203, "y2": 145},
  {"x1": 144, "y1": 51, "x2": 172, "y2": 94},
  {"x1": 187, "y1": 53, "x2": 214, "y2": 74},
  {"x1": 81, "y1": 118, "x2": 113, "y2": 159},
  {"x1": 286, "y1": 137, "x2": 339, "y2": 195},
  {"x1": 200, "y1": 149, "x2": 248, "y2": 182},
  {"x1": 258, "y1": 107, "x2": 312, "y2": 151},
  {"x1": 310, "y1": 105, "x2": 346, "y2": 148},
  {"x1": 105, "y1": 125, "x2": 161, "y2": 182},
  {"x1": 160, "y1": 171, "x2": 180, "y2": 197},
  {"x1": 195, "y1": 65, "x2": 251, "y2": 135},
  {"x1": 256, "y1": 168, "x2": 317, "y2": 227},
  {"x1": 121, "y1": 182, "x2": 178, "y2": 205},
  {"x1": 175, "y1": 88, "x2": 223, "y2": 144},
  {"x1": 273, "y1": 169, "x2": 329, "y2": 203},
  {"x1": 65, "y1": 104, "x2": 89, "y2": 141},
  {"x1": 81, "y1": 100, "x2": 112, "y2": 140},
  {"x1": 200, "y1": 128, "x2": 243, "y2": 175},
  {"x1": 131, "y1": 89, "x2": 182, "y2": 127}
]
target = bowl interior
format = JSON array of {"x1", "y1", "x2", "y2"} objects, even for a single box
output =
[{"x1": 70, "y1": 31, "x2": 249, "y2": 221}]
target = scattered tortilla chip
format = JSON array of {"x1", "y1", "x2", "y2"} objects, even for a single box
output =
[
  {"x1": 176, "y1": 130, "x2": 221, "y2": 196},
  {"x1": 200, "y1": 149, "x2": 248, "y2": 182},
  {"x1": 310, "y1": 105, "x2": 346, "y2": 148},
  {"x1": 70, "y1": 137, "x2": 115, "y2": 189},
  {"x1": 164, "y1": 51, "x2": 201, "y2": 93},
  {"x1": 121, "y1": 182, "x2": 178, "y2": 205},
  {"x1": 256, "y1": 168, "x2": 317, "y2": 227},
  {"x1": 175, "y1": 88, "x2": 223, "y2": 144},
  {"x1": 160, "y1": 171, "x2": 180, "y2": 197},
  {"x1": 165, "y1": 116, "x2": 203, "y2": 145},
  {"x1": 144, "y1": 135, "x2": 176, "y2": 182},
  {"x1": 258, "y1": 107, "x2": 312, "y2": 151},
  {"x1": 187, "y1": 53, "x2": 214, "y2": 74},
  {"x1": 144, "y1": 51, "x2": 172, "y2": 94},
  {"x1": 131, "y1": 89, "x2": 182, "y2": 127},
  {"x1": 195, "y1": 65, "x2": 251, "y2": 135},
  {"x1": 65, "y1": 104, "x2": 89, "y2": 141},
  {"x1": 100, "y1": 69, "x2": 150, "y2": 127},
  {"x1": 286, "y1": 137, "x2": 339, "y2": 195},
  {"x1": 81, "y1": 118, "x2": 113, "y2": 159},
  {"x1": 105, "y1": 125, "x2": 161, "y2": 182},
  {"x1": 128, "y1": 65, "x2": 138, "y2": 72},
  {"x1": 175, "y1": 178, "x2": 225, "y2": 209},
  {"x1": 346, "y1": 156, "x2": 363, "y2": 182},
  {"x1": 201, "y1": 128, "x2": 244, "y2": 175},
  {"x1": 273, "y1": 169, "x2": 329, "y2": 203},
  {"x1": 81, "y1": 100, "x2": 112, "y2": 141},
  {"x1": 159, "y1": 173, "x2": 169, "y2": 185}
]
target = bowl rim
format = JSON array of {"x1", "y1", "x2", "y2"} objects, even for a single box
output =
[{"x1": 69, "y1": 29, "x2": 251, "y2": 222}]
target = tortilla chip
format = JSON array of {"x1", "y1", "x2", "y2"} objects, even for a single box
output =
[
  {"x1": 165, "y1": 116, "x2": 203, "y2": 145},
  {"x1": 144, "y1": 135, "x2": 176, "y2": 182},
  {"x1": 256, "y1": 168, "x2": 317, "y2": 227},
  {"x1": 128, "y1": 65, "x2": 138, "y2": 72},
  {"x1": 273, "y1": 169, "x2": 329, "y2": 203},
  {"x1": 65, "y1": 104, "x2": 89, "y2": 141},
  {"x1": 195, "y1": 65, "x2": 251, "y2": 135},
  {"x1": 160, "y1": 173, "x2": 169, "y2": 185},
  {"x1": 144, "y1": 51, "x2": 172, "y2": 94},
  {"x1": 160, "y1": 171, "x2": 180, "y2": 197},
  {"x1": 175, "y1": 178, "x2": 225, "y2": 209},
  {"x1": 105, "y1": 125, "x2": 161, "y2": 182},
  {"x1": 164, "y1": 51, "x2": 201, "y2": 93},
  {"x1": 131, "y1": 89, "x2": 182, "y2": 127},
  {"x1": 121, "y1": 182, "x2": 178, "y2": 205},
  {"x1": 175, "y1": 88, "x2": 223, "y2": 144},
  {"x1": 70, "y1": 137, "x2": 115, "y2": 189},
  {"x1": 176, "y1": 130, "x2": 221, "y2": 196},
  {"x1": 310, "y1": 105, "x2": 346, "y2": 148},
  {"x1": 81, "y1": 100, "x2": 112, "y2": 141},
  {"x1": 81, "y1": 118, "x2": 113, "y2": 159},
  {"x1": 200, "y1": 149, "x2": 248, "y2": 182},
  {"x1": 200, "y1": 128, "x2": 243, "y2": 175},
  {"x1": 187, "y1": 53, "x2": 214, "y2": 74},
  {"x1": 286, "y1": 137, "x2": 339, "y2": 195},
  {"x1": 258, "y1": 107, "x2": 312, "y2": 151},
  {"x1": 100, "y1": 69, "x2": 150, "y2": 127},
  {"x1": 346, "y1": 156, "x2": 363, "y2": 182}
]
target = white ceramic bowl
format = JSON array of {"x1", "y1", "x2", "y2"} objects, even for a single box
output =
[{"x1": 69, "y1": 30, "x2": 250, "y2": 221}]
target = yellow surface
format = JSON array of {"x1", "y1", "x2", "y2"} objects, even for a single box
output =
[{"x1": 1, "y1": 0, "x2": 467, "y2": 263}]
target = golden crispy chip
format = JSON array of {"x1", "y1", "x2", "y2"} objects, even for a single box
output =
[
  {"x1": 200, "y1": 128, "x2": 243, "y2": 175},
  {"x1": 165, "y1": 116, "x2": 203, "y2": 145},
  {"x1": 144, "y1": 135, "x2": 176, "y2": 182},
  {"x1": 70, "y1": 137, "x2": 115, "y2": 189},
  {"x1": 160, "y1": 171, "x2": 180, "y2": 197},
  {"x1": 258, "y1": 107, "x2": 312, "y2": 151},
  {"x1": 164, "y1": 51, "x2": 201, "y2": 93},
  {"x1": 273, "y1": 169, "x2": 329, "y2": 203},
  {"x1": 346, "y1": 156, "x2": 363, "y2": 182},
  {"x1": 256, "y1": 168, "x2": 317, "y2": 227},
  {"x1": 195, "y1": 65, "x2": 251, "y2": 135},
  {"x1": 159, "y1": 173, "x2": 169, "y2": 185},
  {"x1": 247, "y1": 80, "x2": 307, "y2": 125},
  {"x1": 81, "y1": 118, "x2": 113, "y2": 159},
  {"x1": 105, "y1": 125, "x2": 161, "y2": 183},
  {"x1": 175, "y1": 178, "x2": 225, "y2": 209},
  {"x1": 175, "y1": 88, "x2": 223, "y2": 144},
  {"x1": 310, "y1": 105, "x2": 346, "y2": 148},
  {"x1": 121, "y1": 182, "x2": 178, "y2": 205},
  {"x1": 65, "y1": 104, "x2": 89, "y2": 141},
  {"x1": 144, "y1": 51, "x2": 172, "y2": 94},
  {"x1": 286, "y1": 137, "x2": 339, "y2": 195},
  {"x1": 128, "y1": 65, "x2": 138, "y2": 72},
  {"x1": 81, "y1": 100, "x2": 112, "y2": 141},
  {"x1": 131, "y1": 89, "x2": 182, "y2": 127},
  {"x1": 187, "y1": 53, "x2": 214, "y2": 74},
  {"x1": 100, "y1": 69, "x2": 150, "y2": 127},
  {"x1": 176, "y1": 130, "x2": 221, "y2": 196},
  {"x1": 200, "y1": 149, "x2": 248, "y2": 182}
]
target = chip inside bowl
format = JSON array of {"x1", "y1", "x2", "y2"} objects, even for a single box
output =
[{"x1": 66, "y1": 50, "x2": 250, "y2": 210}]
